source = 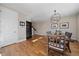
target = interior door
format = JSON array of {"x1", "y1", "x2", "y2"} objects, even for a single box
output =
[
  {"x1": 26, "y1": 21, "x2": 32, "y2": 39},
  {"x1": 0, "y1": 7, "x2": 18, "y2": 47}
]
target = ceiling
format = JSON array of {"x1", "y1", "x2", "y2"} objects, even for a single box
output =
[{"x1": 1, "y1": 3, "x2": 79, "y2": 22}]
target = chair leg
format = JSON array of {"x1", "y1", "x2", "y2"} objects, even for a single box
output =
[
  {"x1": 67, "y1": 44, "x2": 71, "y2": 53},
  {"x1": 48, "y1": 47, "x2": 50, "y2": 56}
]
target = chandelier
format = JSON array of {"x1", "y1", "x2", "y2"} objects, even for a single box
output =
[{"x1": 51, "y1": 10, "x2": 61, "y2": 23}]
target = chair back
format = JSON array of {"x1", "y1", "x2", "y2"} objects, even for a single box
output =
[
  {"x1": 65, "y1": 32, "x2": 72, "y2": 39},
  {"x1": 48, "y1": 35, "x2": 66, "y2": 52},
  {"x1": 46, "y1": 31, "x2": 52, "y2": 36}
]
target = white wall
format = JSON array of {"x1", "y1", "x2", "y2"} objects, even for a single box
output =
[
  {"x1": 18, "y1": 14, "x2": 31, "y2": 41},
  {"x1": 32, "y1": 20, "x2": 50, "y2": 35},
  {"x1": 0, "y1": 6, "x2": 31, "y2": 47},
  {"x1": 60, "y1": 16, "x2": 77, "y2": 39},
  {"x1": 18, "y1": 14, "x2": 26, "y2": 41},
  {"x1": 76, "y1": 14, "x2": 79, "y2": 41},
  {"x1": 32, "y1": 15, "x2": 77, "y2": 40},
  {"x1": 0, "y1": 6, "x2": 19, "y2": 47}
]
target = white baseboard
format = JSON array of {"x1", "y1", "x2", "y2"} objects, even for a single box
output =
[
  {"x1": 16, "y1": 39, "x2": 26, "y2": 43},
  {"x1": 0, "y1": 39, "x2": 26, "y2": 48}
]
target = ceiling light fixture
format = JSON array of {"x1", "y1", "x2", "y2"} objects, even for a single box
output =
[{"x1": 50, "y1": 10, "x2": 61, "y2": 23}]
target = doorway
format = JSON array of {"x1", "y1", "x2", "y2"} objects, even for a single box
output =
[{"x1": 26, "y1": 21, "x2": 32, "y2": 39}]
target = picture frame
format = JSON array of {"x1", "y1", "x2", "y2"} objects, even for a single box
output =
[
  {"x1": 51, "y1": 23, "x2": 58, "y2": 29},
  {"x1": 20, "y1": 21, "x2": 25, "y2": 26},
  {"x1": 60, "y1": 22, "x2": 69, "y2": 29}
]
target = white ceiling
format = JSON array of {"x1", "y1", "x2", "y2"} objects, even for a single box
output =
[{"x1": 1, "y1": 3, "x2": 79, "y2": 22}]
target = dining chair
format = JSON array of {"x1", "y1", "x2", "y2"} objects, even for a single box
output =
[
  {"x1": 65, "y1": 32, "x2": 72, "y2": 53},
  {"x1": 47, "y1": 34, "x2": 66, "y2": 55}
]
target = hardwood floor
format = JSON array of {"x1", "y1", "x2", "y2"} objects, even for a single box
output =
[
  {"x1": 0, "y1": 35, "x2": 48, "y2": 56},
  {"x1": 0, "y1": 35, "x2": 79, "y2": 56},
  {"x1": 69, "y1": 42, "x2": 79, "y2": 56}
]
